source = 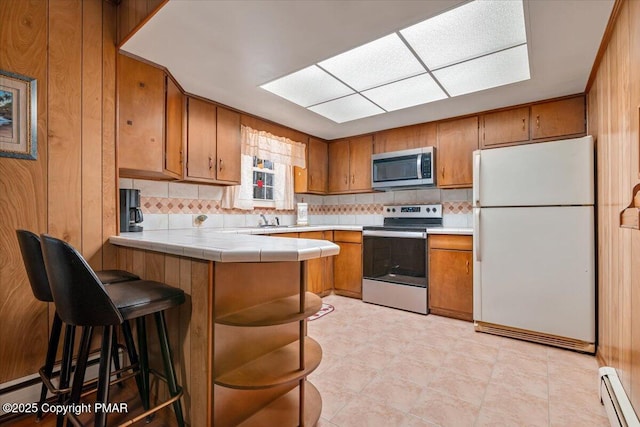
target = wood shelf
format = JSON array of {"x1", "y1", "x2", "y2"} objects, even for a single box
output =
[
  {"x1": 215, "y1": 338, "x2": 322, "y2": 390},
  {"x1": 215, "y1": 293, "x2": 322, "y2": 326},
  {"x1": 237, "y1": 381, "x2": 322, "y2": 427},
  {"x1": 620, "y1": 183, "x2": 640, "y2": 229}
]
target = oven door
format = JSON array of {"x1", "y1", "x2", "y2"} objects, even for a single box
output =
[{"x1": 362, "y1": 230, "x2": 428, "y2": 314}]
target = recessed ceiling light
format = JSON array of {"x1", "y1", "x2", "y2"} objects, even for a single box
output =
[
  {"x1": 318, "y1": 33, "x2": 425, "y2": 91},
  {"x1": 433, "y1": 44, "x2": 530, "y2": 97},
  {"x1": 308, "y1": 94, "x2": 384, "y2": 123},
  {"x1": 260, "y1": 65, "x2": 353, "y2": 107},
  {"x1": 258, "y1": 0, "x2": 530, "y2": 123},
  {"x1": 362, "y1": 74, "x2": 447, "y2": 111},
  {"x1": 400, "y1": 0, "x2": 527, "y2": 70}
]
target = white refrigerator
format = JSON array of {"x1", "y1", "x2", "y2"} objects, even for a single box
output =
[{"x1": 472, "y1": 136, "x2": 595, "y2": 352}]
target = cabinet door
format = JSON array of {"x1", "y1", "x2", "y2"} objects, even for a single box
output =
[
  {"x1": 374, "y1": 122, "x2": 436, "y2": 154},
  {"x1": 334, "y1": 242, "x2": 362, "y2": 298},
  {"x1": 481, "y1": 107, "x2": 529, "y2": 148},
  {"x1": 118, "y1": 54, "x2": 166, "y2": 175},
  {"x1": 429, "y1": 248, "x2": 473, "y2": 321},
  {"x1": 328, "y1": 139, "x2": 350, "y2": 192},
  {"x1": 349, "y1": 135, "x2": 373, "y2": 192},
  {"x1": 216, "y1": 107, "x2": 241, "y2": 183},
  {"x1": 299, "y1": 231, "x2": 326, "y2": 295},
  {"x1": 437, "y1": 116, "x2": 478, "y2": 188},
  {"x1": 186, "y1": 97, "x2": 216, "y2": 180},
  {"x1": 308, "y1": 137, "x2": 328, "y2": 193},
  {"x1": 531, "y1": 96, "x2": 585, "y2": 140},
  {"x1": 165, "y1": 76, "x2": 183, "y2": 177}
]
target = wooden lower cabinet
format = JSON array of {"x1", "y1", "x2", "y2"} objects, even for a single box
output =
[
  {"x1": 333, "y1": 231, "x2": 363, "y2": 299},
  {"x1": 428, "y1": 235, "x2": 473, "y2": 321},
  {"x1": 299, "y1": 231, "x2": 333, "y2": 296}
]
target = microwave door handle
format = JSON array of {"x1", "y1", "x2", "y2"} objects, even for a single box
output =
[{"x1": 416, "y1": 153, "x2": 422, "y2": 179}]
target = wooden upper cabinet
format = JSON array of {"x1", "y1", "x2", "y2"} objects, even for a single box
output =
[
  {"x1": 349, "y1": 135, "x2": 373, "y2": 192},
  {"x1": 186, "y1": 97, "x2": 217, "y2": 180},
  {"x1": 185, "y1": 99, "x2": 241, "y2": 184},
  {"x1": 295, "y1": 137, "x2": 328, "y2": 194},
  {"x1": 118, "y1": 54, "x2": 180, "y2": 179},
  {"x1": 328, "y1": 136, "x2": 372, "y2": 193},
  {"x1": 216, "y1": 107, "x2": 241, "y2": 184},
  {"x1": 328, "y1": 139, "x2": 350, "y2": 193},
  {"x1": 481, "y1": 107, "x2": 529, "y2": 148},
  {"x1": 437, "y1": 116, "x2": 478, "y2": 188},
  {"x1": 165, "y1": 77, "x2": 184, "y2": 177},
  {"x1": 531, "y1": 96, "x2": 585, "y2": 140},
  {"x1": 373, "y1": 122, "x2": 436, "y2": 154}
]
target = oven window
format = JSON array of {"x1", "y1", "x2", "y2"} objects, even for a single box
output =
[{"x1": 363, "y1": 236, "x2": 426, "y2": 287}]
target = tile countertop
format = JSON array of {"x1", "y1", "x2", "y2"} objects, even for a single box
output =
[
  {"x1": 109, "y1": 226, "x2": 472, "y2": 263},
  {"x1": 109, "y1": 229, "x2": 340, "y2": 263}
]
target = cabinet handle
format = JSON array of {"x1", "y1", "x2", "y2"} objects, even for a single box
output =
[
  {"x1": 441, "y1": 166, "x2": 445, "y2": 179},
  {"x1": 351, "y1": 174, "x2": 355, "y2": 184},
  {"x1": 219, "y1": 158, "x2": 223, "y2": 171},
  {"x1": 209, "y1": 157, "x2": 213, "y2": 169},
  {"x1": 466, "y1": 260, "x2": 470, "y2": 274},
  {"x1": 536, "y1": 115, "x2": 540, "y2": 128},
  {"x1": 344, "y1": 176, "x2": 348, "y2": 184},
  {"x1": 522, "y1": 118, "x2": 526, "y2": 131}
]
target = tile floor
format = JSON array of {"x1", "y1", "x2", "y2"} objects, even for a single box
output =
[{"x1": 307, "y1": 294, "x2": 609, "y2": 427}]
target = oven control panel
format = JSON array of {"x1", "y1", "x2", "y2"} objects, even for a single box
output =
[{"x1": 383, "y1": 204, "x2": 442, "y2": 219}]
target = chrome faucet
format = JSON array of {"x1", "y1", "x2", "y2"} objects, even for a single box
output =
[{"x1": 260, "y1": 214, "x2": 268, "y2": 226}]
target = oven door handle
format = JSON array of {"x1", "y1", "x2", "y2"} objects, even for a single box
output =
[{"x1": 363, "y1": 230, "x2": 427, "y2": 239}]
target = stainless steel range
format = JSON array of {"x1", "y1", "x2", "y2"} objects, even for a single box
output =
[{"x1": 362, "y1": 204, "x2": 443, "y2": 314}]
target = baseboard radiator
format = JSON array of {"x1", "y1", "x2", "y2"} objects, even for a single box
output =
[{"x1": 599, "y1": 367, "x2": 640, "y2": 427}]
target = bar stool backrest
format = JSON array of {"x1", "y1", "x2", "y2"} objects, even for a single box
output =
[
  {"x1": 16, "y1": 230, "x2": 53, "y2": 302},
  {"x1": 40, "y1": 234, "x2": 123, "y2": 327}
]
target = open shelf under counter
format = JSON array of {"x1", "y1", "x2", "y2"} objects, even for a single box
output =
[
  {"x1": 215, "y1": 337, "x2": 322, "y2": 389},
  {"x1": 237, "y1": 381, "x2": 322, "y2": 427},
  {"x1": 215, "y1": 292, "x2": 322, "y2": 326}
]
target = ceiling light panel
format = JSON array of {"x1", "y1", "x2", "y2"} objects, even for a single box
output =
[
  {"x1": 260, "y1": 65, "x2": 353, "y2": 107},
  {"x1": 400, "y1": 0, "x2": 527, "y2": 70},
  {"x1": 308, "y1": 94, "x2": 384, "y2": 123},
  {"x1": 362, "y1": 74, "x2": 448, "y2": 111},
  {"x1": 318, "y1": 34, "x2": 425, "y2": 91},
  {"x1": 433, "y1": 44, "x2": 530, "y2": 97}
]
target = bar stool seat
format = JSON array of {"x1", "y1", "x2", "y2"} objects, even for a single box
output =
[
  {"x1": 40, "y1": 234, "x2": 185, "y2": 427},
  {"x1": 15, "y1": 230, "x2": 141, "y2": 423},
  {"x1": 105, "y1": 280, "x2": 185, "y2": 320}
]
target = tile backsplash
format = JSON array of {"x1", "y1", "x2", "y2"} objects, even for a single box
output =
[{"x1": 120, "y1": 179, "x2": 472, "y2": 231}]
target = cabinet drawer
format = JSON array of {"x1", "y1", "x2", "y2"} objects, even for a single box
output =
[
  {"x1": 428, "y1": 234, "x2": 472, "y2": 251},
  {"x1": 299, "y1": 231, "x2": 323, "y2": 240},
  {"x1": 333, "y1": 231, "x2": 362, "y2": 243}
]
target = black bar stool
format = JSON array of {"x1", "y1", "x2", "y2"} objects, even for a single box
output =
[
  {"x1": 40, "y1": 234, "x2": 186, "y2": 427},
  {"x1": 16, "y1": 230, "x2": 140, "y2": 423}
]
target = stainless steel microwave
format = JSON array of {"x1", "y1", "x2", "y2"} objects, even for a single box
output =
[{"x1": 371, "y1": 147, "x2": 436, "y2": 189}]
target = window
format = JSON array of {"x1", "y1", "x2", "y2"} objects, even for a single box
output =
[{"x1": 252, "y1": 157, "x2": 275, "y2": 201}]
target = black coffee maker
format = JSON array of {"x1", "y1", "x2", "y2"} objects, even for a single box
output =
[{"x1": 120, "y1": 189, "x2": 143, "y2": 232}]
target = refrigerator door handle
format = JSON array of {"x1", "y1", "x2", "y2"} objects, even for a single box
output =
[
  {"x1": 474, "y1": 208, "x2": 481, "y2": 262},
  {"x1": 473, "y1": 151, "x2": 480, "y2": 206}
]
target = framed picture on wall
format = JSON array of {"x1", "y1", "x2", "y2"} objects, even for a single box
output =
[{"x1": 0, "y1": 70, "x2": 37, "y2": 160}]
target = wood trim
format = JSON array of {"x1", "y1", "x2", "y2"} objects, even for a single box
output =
[
  {"x1": 116, "y1": 0, "x2": 168, "y2": 47},
  {"x1": 585, "y1": 0, "x2": 625, "y2": 92}
]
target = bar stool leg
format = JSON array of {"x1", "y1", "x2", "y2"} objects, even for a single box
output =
[
  {"x1": 154, "y1": 311, "x2": 185, "y2": 427},
  {"x1": 111, "y1": 330, "x2": 124, "y2": 388},
  {"x1": 95, "y1": 326, "x2": 114, "y2": 427},
  {"x1": 37, "y1": 312, "x2": 62, "y2": 421},
  {"x1": 136, "y1": 317, "x2": 150, "y2": 413},
  {"x1": 68, "y1": 327, "x2": 93, "y2": 426},
  {"x1": 121, "y1": 320, "x2": 146, "y2": 402},
  {"x1": 57, "y1": 324, "x2": 76, "y2": 427}
]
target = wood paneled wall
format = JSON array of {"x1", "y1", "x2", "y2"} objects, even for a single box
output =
[
  {"x1": 587, "y1": 0, "x2": 640, "y2": 411},
  {"x1": 0, "y1": 0, "x2": 118, "y2": 383}
]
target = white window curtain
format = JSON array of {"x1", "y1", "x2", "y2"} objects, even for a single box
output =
[{"x1": 222, "y1": 126, "x2": 306, "y2": 211}]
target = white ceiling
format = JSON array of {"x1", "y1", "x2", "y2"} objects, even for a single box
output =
[{"x1": 121, "y1": 0, "x2": 614, "y2": 140}]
